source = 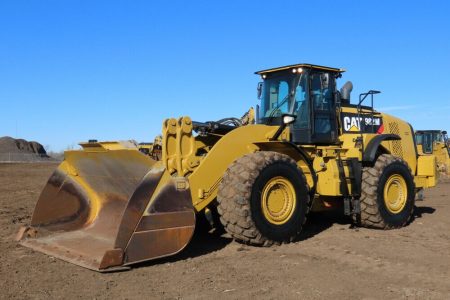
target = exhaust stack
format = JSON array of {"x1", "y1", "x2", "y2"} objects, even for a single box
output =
[{"x1": 340, "y1": 81, "x2": 353, "y2": 104}]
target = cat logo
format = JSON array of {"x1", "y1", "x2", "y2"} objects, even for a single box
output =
[
  {"x1": 341, "y1": 113, "x2": 382, "y2": 133},
  {"x1": 343, "y1": 116, "x2": 363, "y2": 132}
]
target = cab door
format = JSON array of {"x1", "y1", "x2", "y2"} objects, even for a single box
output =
[{"x1": 310, "y1": 71, "x2": 338, "y2": 144}]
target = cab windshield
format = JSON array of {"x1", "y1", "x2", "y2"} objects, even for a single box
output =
[{"x1": 259, "y1": 72, "x2": 304, "y2": 124}]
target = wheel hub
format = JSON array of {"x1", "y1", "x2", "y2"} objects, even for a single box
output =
[
  {"x1": 261, "y1": 177, "x2": 296, "y2": 225},
  {"x1": 383, "y1": 174, "x2": 407, "y2": 214}
]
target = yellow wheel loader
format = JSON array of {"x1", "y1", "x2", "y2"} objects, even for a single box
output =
[
  {"x1": 17, "y1": 64, "x2": 438, "y2": 271},
  {"x1": 415, "y1": 130, "x2": 449, "y2": 176},
  {"x1": 138, "y1": 135, "x2": 163, "y2": 160}
]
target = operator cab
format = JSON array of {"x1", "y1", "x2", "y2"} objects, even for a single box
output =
[
  {"x1": 256, "y1": 64, "x2": 344, "y2": 144},
  {"x1": 415, "y1": 130, "x2": 449, "y2": 154}
]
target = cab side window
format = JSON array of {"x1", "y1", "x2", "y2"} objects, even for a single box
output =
[
  {"x1": 294, "y1": 75, "x2": 309, "y2": 129},
  {"x1": 311, "y1": 72, "x2": 334, "y2": 134},
  {"x1": 311, "y1": 73, "x2": 332, "y2": 111},
  {"x1": 423, "y1": 133, "x2": 433, "y2": 154}
]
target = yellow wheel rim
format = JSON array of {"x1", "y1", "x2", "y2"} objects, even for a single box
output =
[
  {"x1": 261, "y1": 176, "x2": 296, "y2": 225},
  {"x1": 383, "y1": 174, "x2": 408, "y2": 214}
]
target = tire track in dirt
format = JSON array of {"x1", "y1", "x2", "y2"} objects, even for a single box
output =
[{"x1": 297, "y1": 239, "x2": 449, "y2": 288}]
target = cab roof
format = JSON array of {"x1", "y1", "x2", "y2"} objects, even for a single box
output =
[
  {"x1": 255, "y1": 63, "x2": 345, "y2": 75},
  {"x1": 416, "y1": 130, "x2": 445, "y2": 134}
]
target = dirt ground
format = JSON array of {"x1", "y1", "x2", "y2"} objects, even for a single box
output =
[{"x1": 1, "y1": 163, "x2": 449, "y2": 300}]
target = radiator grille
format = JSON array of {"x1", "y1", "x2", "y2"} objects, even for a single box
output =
[{"x1": 388, "y1": 122, "x2": 403, "y2": 157}]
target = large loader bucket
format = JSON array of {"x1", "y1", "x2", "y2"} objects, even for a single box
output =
[{"x1": 18, "y1": 146, "x2": 195, "y2": 271}]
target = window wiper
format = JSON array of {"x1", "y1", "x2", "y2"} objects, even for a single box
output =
[
  {"x1": 267, "y1": 94, "x2": 290, "y2": 122},
  {"x1": 288, "y1": 73, "x2": 303, "y2": 115}
]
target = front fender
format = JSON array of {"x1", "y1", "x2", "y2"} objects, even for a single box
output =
[{"x1": 188, "y1": 124, "x2": 277, "y2": 211}]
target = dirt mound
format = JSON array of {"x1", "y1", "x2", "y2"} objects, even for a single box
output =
[
  {"x1": 0, "y1": 136, "x2": 51, "y2": 162},
  {"x1": 0, "y1": 136, "x2": 47, "y2": 155}
]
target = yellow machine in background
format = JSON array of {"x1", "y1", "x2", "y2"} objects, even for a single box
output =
[
  {"x1": 138, "y1": 135, "x2": 163, "y2": 160},
  {"x1": 18, "y1": 64, "x2": 437, "y2": 271},
  {"x1": 415, "y1": 130, "x2": 449, "y2": 176}
]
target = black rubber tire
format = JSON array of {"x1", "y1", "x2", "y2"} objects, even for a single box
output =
[
  {"x1": 217, "y1": 151, "x2": 310, "y2": 246},
  {"x1": 355, "y1": 154, "x2": 415, "y2": 229}
]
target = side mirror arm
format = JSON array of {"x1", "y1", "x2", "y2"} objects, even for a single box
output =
[{"x1": 270, "y1": 114, "x2": 296, "y2": 141}]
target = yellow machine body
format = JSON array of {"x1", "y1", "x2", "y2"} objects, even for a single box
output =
[
  {"x1": 18, "y1": 64, "x2": 438, "y2": 271},
  {"x1": 138, "y1": 135, "x2": 163, "y2": 160},
  {"x1": 415, "y1": 130, "x2": 450, "y2": 176}
]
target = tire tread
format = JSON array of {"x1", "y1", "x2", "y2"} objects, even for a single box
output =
[
  {"x1": 356, "y1": 154, "x2": 415, "y2": 229},
  {"x1": 217, "y1": 151, "x2": 310, "y2": 246}
]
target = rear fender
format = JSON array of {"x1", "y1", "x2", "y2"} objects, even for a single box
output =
[{"x1": 363, "y1": 134, "x2": 400, "y2": 162}]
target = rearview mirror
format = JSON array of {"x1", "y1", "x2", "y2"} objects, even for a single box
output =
[{"x1": 257, "y1": 82, "x2": 263, "y2": 99}]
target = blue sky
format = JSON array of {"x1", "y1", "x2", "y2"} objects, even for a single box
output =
[{"x1": 0, "y1": 0, "x2": 449, "y2": 151}]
